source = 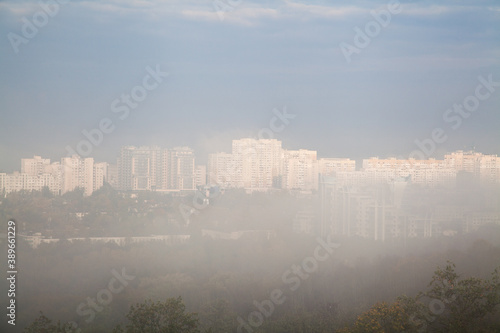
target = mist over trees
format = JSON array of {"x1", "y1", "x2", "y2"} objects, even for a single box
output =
[
  {"x1": 1, "y1": 0, "x2": 499, "y2": 331},
  {"x1": 0, "y1": 187, "x2": 499, "y2": 332}
]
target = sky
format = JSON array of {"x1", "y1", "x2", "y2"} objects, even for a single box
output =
[{"x1": 0, "y1": 0, "x2": 499, "y2": 172}]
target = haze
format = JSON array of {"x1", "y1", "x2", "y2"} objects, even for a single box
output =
[{"x1": 0, "y1": 1, "x2": 500, "y2": 332}]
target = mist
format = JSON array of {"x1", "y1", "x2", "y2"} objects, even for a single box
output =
[{"x1": 1, "y1": 0, "x2": 500, "y2": 332}]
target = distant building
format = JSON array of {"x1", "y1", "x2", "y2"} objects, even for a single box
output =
[
  {"x1": 232, "y1": 138, "x2": 283, "y2": 189},
  {"x1": 117, "y1": 146, "x2": 163, "y2": 191},
  {"x1": 479, "y1": 154, "x2": 500, "y2": 184},
  {"x1": 93, "y1": 162, "x2": 108, "y2": 192},
  {"x1": 1, "y1": 147, "x2": 499, "y2": 198},
  {"x1": 282, "y1": 149, "x2": 318, "y2": 191},
  {"x1": 361, "y1": 157, "x2": 456, "y2": 187},
  {"x1": 207, "y1": 152, "x2": 235, "y2": 187},
  {"x1": 106, "y1": 163, "x2": 118, "y2": 188},
  {"x1": 208, "y1": 139, "x2": 284, "y2": 190},
  {"x1": 318, "y1": 158, "x2": 356, "y2": 175},
  {"x1": 61, "y1": 155, "x2": 95, "y2": 196},
  {"x1": 21, "y1": 155, "x2": 51, "y2": 175},
  {"x1": 195, "y1": 165, "x2": 207, "y2": 187},
  {"x1": 444, "y1": 150, "x2": 482, "y2": 177},
  {"x1": 0, "y1": 173, "x2": 5, "y2": 193},
  {"x1": 168, "y1": 147, "x2": 196, "y2": 190},
  {"x1": 117, "y1": 145, "x2": 197, "y2": 191},
  {"x1": 0, "y1": 156, "x2": 62, "y2": 195}
]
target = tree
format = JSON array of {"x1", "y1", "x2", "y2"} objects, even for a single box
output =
[
  {"x1": 24, "y1": 312, "x2": 76, "y2": 333},
  {"x1": 418, "y1": 261, "x2": 500, "y2": 332},
  {"x1": 41, "y1": 186, "x2": 53, "y2": 198},
  {"x1": 338, "y1": 261, "x2": 500, "y2": 333},
  {"x1": 337, "y1": 301, "x2": 414, "y2": 333},
  {"x1": 199, "y1": 299, "x2": 237, "y2": 333},
  {"x1": 115, "y1": 297, "x2": 200, "y2": 333}
]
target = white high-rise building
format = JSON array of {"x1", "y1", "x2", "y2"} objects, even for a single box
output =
[
  {"x1": 318, "y1": 158, "x2": 356, "y2": 176},
  {"x1": 232, "y1": 138, "x2": 283, "y2": 189},
  {"x1": 444, "y1": 150, "x2": 482, "y2": 177},
  {"x1": 106, "y1": 163, "x2": 118, "y2": 189},
  {"x1": 479, "y1": 154, "x2": 500, "y2": 184},
  {"x1": 282, "y1": 149, "x2": 318, "y2": 191},
  {"x1": 118, "y1": 146, "x2": 162, "y2": 191},
  {"x1": 117, "y1": 145, "x2": 197, "y2": 191},
  {"x1": 361, "y1": 157, "x2": 456, "y2": 187},
  {"x1": 0, "y1": 173, "x2": 5, "y2": 193},
  {"x1": 132, "y1": 147, "x2": 162, "y2": 191},
  {"x1": 61, "y1": 155, "x2": 94, "y2": 196},
  {"x1": 160, "y1": 149, "x2": 169, "y2": 190},
  {"x1": 207, "y1": 152, "x2": 236, "y2": 187},
  {"x1": 3, "y1": 173, "x2": 31, "y2": 193},
  {"x1": 1, "y1": 156, "x2": 62, "y2": 195},
  {"x1": 117, "y1": 146, "x2": 134, "y2": 191},
  {"x1": 444, "y1": 150, "x2": 500, "y2": 184},
  {"x1": 21, "y1": 156, "x2": 51, "y2": 175},
  {"x1": 195, "y1": 165, "x2": 207, "y2": 187},
  {"x1": 168, "y1": 147, "x2": 195, "y2": 190},
  {"x1": 93, "y1": 162, "x2": 108, "y2": 191}
]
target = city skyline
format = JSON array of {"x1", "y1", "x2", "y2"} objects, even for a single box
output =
[
  {"x1": 3, "y1": 137, "x2": 499, "y2": 169},
  {"x1": 1, "y1": 1, "x2": 500, "y2": 331},
  {"x1": 2, "y1": 137, "x2": 498, "y2": 196}
]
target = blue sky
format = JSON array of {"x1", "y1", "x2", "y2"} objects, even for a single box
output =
[{"x1": 0, "y1": 0, "x2": 499, "y2": 171}]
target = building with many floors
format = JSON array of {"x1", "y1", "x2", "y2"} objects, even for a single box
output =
[
  {"x1": 117, "y1": 145, "x2": 197, "y2": 191},
  {"x1": 195, "y1": 165, "x2": 207, "y2": 187},
  {"x1": 0, "y1": 155, "x2": 106, "y2": 196},
  {"x1": 282, "y1": 149, "x2": 318, "y2": 191},
  {"x1": 231, "y1": 138, "x2": 283, "y2": 189},
  {"x1": 167, "y1": 147, "x2": 196, "y2": 190},
  {"x1": 117, "y1": 146, "x2": 163, "y2": 191},
  {"x1": 207, "y1": 152, "x2": 236, "y2": 187},
  {"x1": 61, "y1": 155, "x2": 95, "y2": 196},
  {"x1": 1, "y1": 146, "x2": 499, "y2": 197}
]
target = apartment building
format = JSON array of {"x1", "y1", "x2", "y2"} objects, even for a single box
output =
[
  {"x1": 117, "y1": 145, "x2": 197, "y2": 191},
  {"x1": 117, "y1": 146, "x2": 162, "y2": 191},
  {"x1": 232, "y1": 138, "x2": 283, "y2": 189},
  {"x1": 93, "y1": 162, "x2": 108, "y2": 192},
  {"x1": 168, "y1": 147, "x2": 196, "y2": 190},
  {"x1": 282, "y1": 149, "x2": 318, "y2": 191},
  {"x1": 361, "y1": 157, "x2": 456, "y2": 187},
  {"x1": 61, "y1": 155, "x2": 95, "y2": 196},
  {"x1": 318, "y1": 158, "x2": 356, "y2": 175},
  {"x1": 195, "y1": 165, "x2": 207, "y2": 187},
  {"x1": 479, "y1": 154, "x2": 500, "y2": 184},
  {"x1": 207, "y1": 152, "x2": 237, "y2": 187},
  {"x1": 0, "y1": 156, "x2": 62, "y2": 195},
  {"x1": 21, "y1": 155, "x2": 51, "y2": 175}
]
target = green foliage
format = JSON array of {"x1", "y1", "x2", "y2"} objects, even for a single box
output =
[
  {"x1": 41, "y1": 186, "x2": 53, "y2": 198},
  {"x1": 199, "y1": 299, "x2": 237, "y2": 333},
  {"x1": 260, "y1": 306, "x2": 340, "y2": 333},
  {"x1": 118, "y1": 297, "x2": 200, "y2": 333},
  {"x1": 337, "y1": 301, "x2": 413, "y2": 333},
  {"x1": 339, "y1": 261, "x2": 500, "y2": 333},
  {"x1": 418, "y1": 261, "x2": 500, "y2": 332},
  {"x1": 23, "y1": 312, "x2": 76, "y2": 333},
  {"x1": 11, "y1": 190, "x2": 500, "y2": 333}
]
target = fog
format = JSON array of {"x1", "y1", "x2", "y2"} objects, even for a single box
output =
[
  {"x1": 1, "y1": 181, "x2": 500, "y2": 332},
  {"x1": 1, "y1": 0, "x2": 500, "y2": 332}
]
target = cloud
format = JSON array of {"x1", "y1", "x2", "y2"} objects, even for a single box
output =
[
  {"x1": 283, "y1": 1, "x2": 365, "y2": 19},
  {"x1": 179, "y1": 1, "x2": 366, "y2": 25},
  {"x1": 0, "y1": 2, "x2": 41, "y2": 20},
  {"x1": 398, "y1": 4, "x2": 454, "y2": 16},
  {"x1": 0, "y1": 0, "x2": 498, "y2": 171},
  {"x1": 181, "y1": 6, "x2": 280, "y2": 26}
]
